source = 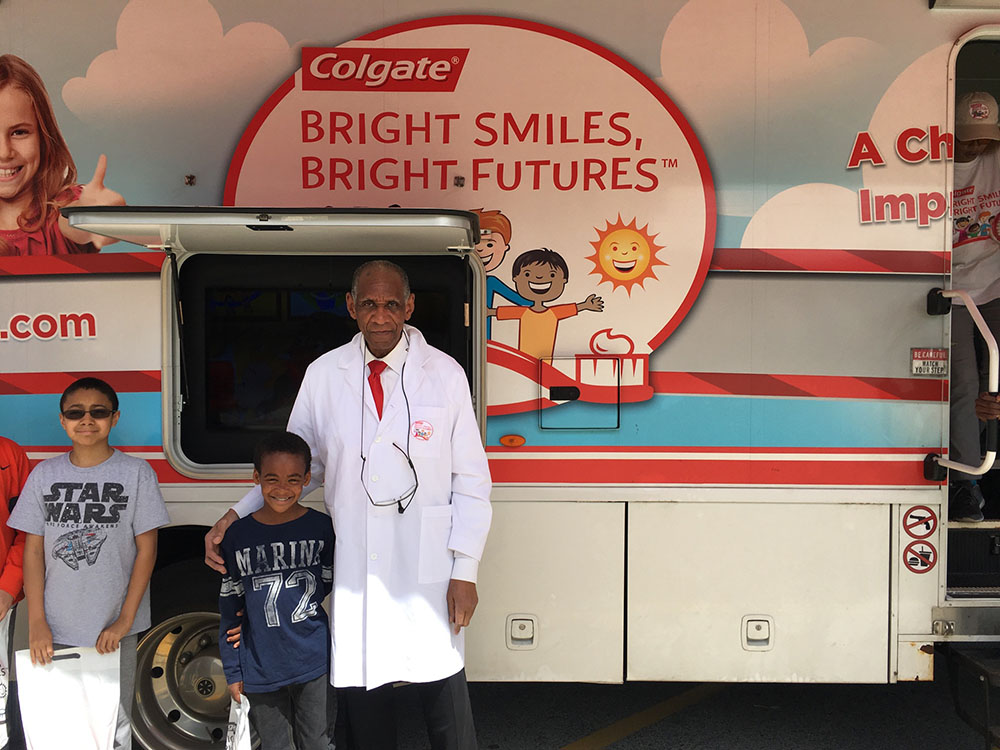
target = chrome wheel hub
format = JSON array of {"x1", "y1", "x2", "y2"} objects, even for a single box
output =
[{"x1": 133, "y1": 613, "x2": 229, "y2": 749}]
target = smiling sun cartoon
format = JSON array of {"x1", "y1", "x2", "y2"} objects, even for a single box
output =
[{"x1": 586, "y1": 216, "x2": 665, "y2": 293}]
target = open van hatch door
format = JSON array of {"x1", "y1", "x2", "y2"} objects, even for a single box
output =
[
  {"x1": 62, "y1": 206, "x2": 484, "y2": 478},
  {"x1": 61, "y1": 206, "x2": 479, "y2": 255}
]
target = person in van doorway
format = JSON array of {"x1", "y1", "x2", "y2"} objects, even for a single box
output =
[
  {"x1": 204, "y1": 260, "x2": 493, "y2": 750},
  {"x1": 0, "y1": 436, "x2": 27, "y2": 749},
  {"x1": 9, "y1": 378, "x2": 170, "y2": 749},
  {"x1": 0, "y1": 55, "x2": 125, "y2": 256},
  {"x1": 219, "y1": 431, "x2": 333, "y2": 750},
  {"x1": 977, "y1": 393, "x2": 1000, "y2": 422},
  {"x1": 950, "y1": 91, "x2": 1000, "y2": 522}
]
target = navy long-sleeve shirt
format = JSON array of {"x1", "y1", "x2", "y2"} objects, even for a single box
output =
[{"x1": 219, "y1": 508, "x2": 334, "y2": 692}]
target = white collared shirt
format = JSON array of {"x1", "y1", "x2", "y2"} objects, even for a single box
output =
[{"x1": 363, "y1": 333, "x2": 408, "y2": 410}]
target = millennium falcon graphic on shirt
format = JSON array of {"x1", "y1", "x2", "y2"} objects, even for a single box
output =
[{"x1": 52, "y1": 526, "x2": 108, "y2": 571}]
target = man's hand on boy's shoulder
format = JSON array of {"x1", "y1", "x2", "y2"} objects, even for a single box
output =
[{"x1": 204, "y1": 509, "x2": 240, "y2": 574}]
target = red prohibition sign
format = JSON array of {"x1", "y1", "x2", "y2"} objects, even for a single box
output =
[
  {"x1": 903, "y1": 540, "x2": 937, "y2": 574},
  {"x1": 903, "y1": 505, "x2": 937, "y2": 539}
]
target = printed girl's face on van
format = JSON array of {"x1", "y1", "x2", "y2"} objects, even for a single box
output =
[
  {"x1": 59, "y1": 388, "x2": 120, "y2": 449},
  {"x1": 0, "y1": 85, "x2": 41, "y2": 210}
]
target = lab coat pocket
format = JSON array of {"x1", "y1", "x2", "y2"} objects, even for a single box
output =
[
  {"x1": 418, "y1": 504, "x2": 454, "y2": 584},
  {"x1": 409, "y1": 407, "x2": 446, "y2": 459}
]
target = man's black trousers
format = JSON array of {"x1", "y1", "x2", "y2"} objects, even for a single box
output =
[{"x1": 335, "y1": 668, "x2": 476, "y2": 750}]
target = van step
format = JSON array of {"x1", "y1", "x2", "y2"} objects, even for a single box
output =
[
  {"x1": 949, "y1": 587, "x2": 1000, "y2": 599},
  {"x1": 948, "y1": 526, "x2": 1000, "y2": 589}
]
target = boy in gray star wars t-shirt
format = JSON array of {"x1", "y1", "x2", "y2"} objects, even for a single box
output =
[
  {"x1": 9, "y1": 377, "x2": 170, "y2": 750},
  {"x1": 12, "y1": 451, "x2": 168, "y2": 644}
]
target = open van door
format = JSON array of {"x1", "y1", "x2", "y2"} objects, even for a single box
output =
[{"x1": 63, "y1": 206, "x2": 486, "y2": 471}]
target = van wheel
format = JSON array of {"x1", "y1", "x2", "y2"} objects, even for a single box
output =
[{"x1": 133, "y1": 559, "x2": 231, "y2": 749}]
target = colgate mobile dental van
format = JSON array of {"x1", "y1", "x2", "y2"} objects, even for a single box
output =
[{"x1": 7, "y1": 6, "x2": 1000, "y2": 747}]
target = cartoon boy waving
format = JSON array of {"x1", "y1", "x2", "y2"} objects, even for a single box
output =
[{"x1": 490, "y1": 248, "x2": 603, "y2": 362}]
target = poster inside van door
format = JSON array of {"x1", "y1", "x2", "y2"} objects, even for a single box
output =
[{"x1": 225, "y1": 17, "x2": 717, "y2": 415}]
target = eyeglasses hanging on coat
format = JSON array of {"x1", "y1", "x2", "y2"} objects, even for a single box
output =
[{"x1": 359, "y1": 335, "x2": 418, "y2": 514}]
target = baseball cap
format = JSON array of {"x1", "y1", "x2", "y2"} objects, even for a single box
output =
[{"x1": 956, "y1": 91, "x2": 1000, "y2": 141}]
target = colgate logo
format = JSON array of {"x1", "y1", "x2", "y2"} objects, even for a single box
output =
[{"x1": 302, "y1": 47, "x2": 469, "y2": 92}]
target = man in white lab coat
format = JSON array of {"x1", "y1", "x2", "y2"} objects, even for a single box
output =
[{"x1": 204, "y1": 260, "x2": 492, "y2": 749}]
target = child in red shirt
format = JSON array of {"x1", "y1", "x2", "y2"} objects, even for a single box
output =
[
  {"x1": 0, "y1": 435, "x2": 27, "y2": 746},
  {"x1": 0, "y1": 436, "x2": 26, "y2": 613}
]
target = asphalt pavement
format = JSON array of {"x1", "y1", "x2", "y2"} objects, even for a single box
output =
[{"x1": 393, "y1": 653, "x2": 986, "y2": 749}]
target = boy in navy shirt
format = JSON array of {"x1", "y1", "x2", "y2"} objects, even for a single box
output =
[{"x1": 219, "y1": 432, "x2": 333, "y2": 749}]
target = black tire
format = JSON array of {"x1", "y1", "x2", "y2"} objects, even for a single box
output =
[{"x1": 132, "y1": 559, "x2": 230, "y2": 750}]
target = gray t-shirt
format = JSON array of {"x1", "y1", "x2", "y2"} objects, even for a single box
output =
[{"x1": 9, "y1": 450, "x2": 170, "y2": 647}]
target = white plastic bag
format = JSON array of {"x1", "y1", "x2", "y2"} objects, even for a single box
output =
[
  {"x1": 15, "y1": 647, "x2": 119, "y2": 750},
  {"x1": 226, "y1": 695, "x2": 252, "y2": 750},
  {"x1": 0, "y1": 613, "x2": 11, "y2": 749}
]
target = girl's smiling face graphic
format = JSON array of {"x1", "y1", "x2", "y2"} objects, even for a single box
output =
[{"x1": 0, "y1": 85, "x2": 41, "y2": 210}]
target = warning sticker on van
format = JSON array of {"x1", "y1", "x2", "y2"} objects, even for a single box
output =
[
  {"x1": 903, "y1": 540, "x2": 937, "y2": 574},
  {"x1": 911, "y1": 348, "x2": 947, "y2": 377}
]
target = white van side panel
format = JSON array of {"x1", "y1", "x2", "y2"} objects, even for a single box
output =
[
  {"x1": 465, "y1": 501, "x2": 625, "y2": 683},
  {"x1": 628, "y1": 502, "x2": 890, "y2": 683}
]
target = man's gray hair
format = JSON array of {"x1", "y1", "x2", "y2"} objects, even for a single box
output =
[{"x1": 351, "y1": 259, "x2": 411, "y2": 298}]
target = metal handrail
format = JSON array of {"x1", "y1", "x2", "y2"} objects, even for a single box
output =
[{"x1": 928, "y1": 288, "x2": 998, "y2": 477}]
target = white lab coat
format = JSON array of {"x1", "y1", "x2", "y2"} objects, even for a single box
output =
[{"x1": 233, "y1": 326, "x2": 492, "y2": 689}]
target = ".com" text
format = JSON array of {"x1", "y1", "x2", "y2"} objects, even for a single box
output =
[{"x1": 0, "y1": 312, "x2": 96, "y2": 341}]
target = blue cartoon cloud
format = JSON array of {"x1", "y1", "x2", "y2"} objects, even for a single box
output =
[{"x1": 657, "y1": 0, "x2": 890, "y2": 230}]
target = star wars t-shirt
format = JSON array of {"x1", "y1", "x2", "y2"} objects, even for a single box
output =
[{"x1": 9, "y1": 450, "x2": 170, "y2": 647}]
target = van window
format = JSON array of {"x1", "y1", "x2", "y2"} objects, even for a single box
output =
[
  {"x1": 176, "y1": 254, "x2": 471, "y2": 465},
  {"x1": 956, "y1": 41, "x2": 1000, "y2": 97}
]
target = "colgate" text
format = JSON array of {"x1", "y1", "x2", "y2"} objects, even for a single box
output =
[{"x1": 302, "y1": 47, "x2": 469, "y2": 92}]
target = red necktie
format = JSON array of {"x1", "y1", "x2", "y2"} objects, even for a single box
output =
[{"x1": 368, "y1": 360, "x2": 387, "y2": 419}]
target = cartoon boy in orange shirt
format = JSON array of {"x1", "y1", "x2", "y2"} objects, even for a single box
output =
[{"x1": 490, "y1": 248, "x2": 603, "y2": 361}]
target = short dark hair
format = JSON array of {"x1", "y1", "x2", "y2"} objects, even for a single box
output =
[
  {"x1": 351, "y1": 260, "x2": 411, "y2": 298},
  {"x1": 253, "y1": 431, "x2": 312, "y2": 474},
  {"x1": 60, "y1": 377, "x2": 119, "y2": 412},
  {"x1": 511, "y1": 248, "x2": 569, "y2": 281}
]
